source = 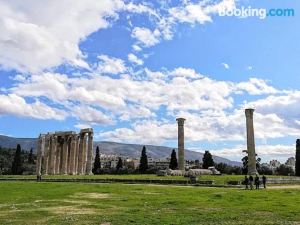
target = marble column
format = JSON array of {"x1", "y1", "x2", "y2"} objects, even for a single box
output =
[
  {"x1": 77, "y1": 134, "x2": 84, "y2": 175},
  {"x1": 56, "y1": 140, "x2": 62, "y2": 174},
  {"x1": 74, "y1": 135, "x2": 80, "y2": 175},
  {"x1": 81, "y1": 133, "x2": 88, "y2": 174},
  {"x1": 85, "y1": 132, "x2": 94, "y2": 175},
  {"x1": 49, "y1": 136, "x2": 57, "y2": 175},
  {"x1": 62, "y1": 136, "x2": 69, "y2": 175},
  {"x1": 36, "y1": 135, "x2": 43, "y2": 176},
  {"x1": 69, "y1": 135, "x2": 77, "y2": 175},
  {"x1": 176, "y1": 118, "x2": 186, "y2": 171},
  {"x1": 245, "y1": 108, "x2": 258, "y2": 175},
  {"x1": 43, "y1": 135, "x2": 50, "y2": 175}
]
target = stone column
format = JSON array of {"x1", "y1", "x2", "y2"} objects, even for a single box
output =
[
  {"x1": 81, "y1": 133, "x2": 88, "y2": 174},
  {"x1": 43, "y1": 135, "x2": 50, "y2": 175},
  {"x1": 49, "y1": 136, "x2": 57, "y2": 175},
  {"x1": 176, "y1": 118, "x2": 186, "y2": 171},
  {"x1": 69, "y1": 135, "x2": 77, "y2": 175},
  {"x1": 56, "y1": 139, "x2": 62, "y2": 174},
  {"x1": 74, "y1": 135, "x2": 80, "y2": 175},
  {"x1": 85, "y1": 132, "x2": 94, "y2": 175},
  {"x1": 77, "y1": 134, "x2": 84, "y2": 175},
  {"x1": 36, "y1": 135, "x2": 43, "y2": 176},
  {"x1": 245, "y1": 108, "x2": 258, "y2": 175},
  {"x1": 61, "y1": 136, "x2": 69, "y2": 175}
]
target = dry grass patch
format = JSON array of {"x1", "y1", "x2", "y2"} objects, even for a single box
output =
[{"x1": 72, "y1": 192, "x2": 110, "y2": 199}]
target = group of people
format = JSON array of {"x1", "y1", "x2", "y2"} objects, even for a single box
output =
[{"x1": 244, "y1": 175, "x2": 267, "y2": 190}]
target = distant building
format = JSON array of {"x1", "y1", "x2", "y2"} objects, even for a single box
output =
[{"x1": 285, "y1": 157, "x2": 295, "y2": 171}]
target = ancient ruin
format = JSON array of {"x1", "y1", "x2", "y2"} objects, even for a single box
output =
[
  {"x1": 36, "y1": 128, "x2": 94, "y2": 175},
  {"x1": 177, "y1": 118, "x2": 186, "y2": 171},
  {"x1": 245, "y1": 108, "x2": 258, "y2": 175}
]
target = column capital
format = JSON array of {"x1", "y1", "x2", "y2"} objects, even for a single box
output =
[
  {"x1": 245, "y1": 108, "x2": 254, "y2": 118},
  {"x1": 176, "y1": 118, "x2": 186, "y2": 126}
]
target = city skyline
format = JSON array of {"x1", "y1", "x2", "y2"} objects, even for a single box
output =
[{"x1": 0, "y1": 0, "x2": 299, "y2": 162}]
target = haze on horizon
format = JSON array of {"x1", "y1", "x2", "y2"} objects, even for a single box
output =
[{"x1": 0, "y1": 0, "x2": 299, "y2": 163}]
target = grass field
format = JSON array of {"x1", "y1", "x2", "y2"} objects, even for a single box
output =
[{"x1": 0, "y1": 181, "x2": 299, "y2": 225}]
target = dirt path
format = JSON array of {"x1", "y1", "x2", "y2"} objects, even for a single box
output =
[{"x1": 267, "y1": 185, "x2": 300, "y2": 189}]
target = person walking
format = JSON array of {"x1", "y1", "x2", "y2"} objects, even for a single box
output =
[
  {"x1": 249, "y1": 175, "x2": 254, "y2": 190},
  {"x1": 262, "y1": 175, "x2": 267, "y2": 189},
  {"x1": 255, "y1": 175, "x2": 260, "y2": 189},
  {"x1": 244, "y1": 175, "x2": 249, "y2": 190}
]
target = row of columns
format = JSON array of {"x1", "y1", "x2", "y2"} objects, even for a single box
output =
[{"x1": 36, "y1": 128, "x2": 93, "y2": 176}]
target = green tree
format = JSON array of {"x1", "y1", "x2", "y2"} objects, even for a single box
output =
[
  {"x1": 11, "y1": 144, "x2": 23, "y2": 175},
  {"x1": 139, "y1": 146, "x2": 148, "y2": 173},
  {"x1": 116, "y1": 157, "x2": 123, "y2": 170},
  {"x1": 296, "y1": 139, "x2": 300, "y2": 176},
  {"x1": 241, "y1": 151, "x2": 261, "y2": 175},
  {"x1": 202, "y1": 151, "x2": 214, "y2": 169},
  {"x1": 169, "y1": 149, "x2": 178, "y2": 170},
  {"x1": 92, "y1": 146, "x2": 101, "y2": 174},
  {"x1": 28, "y1": 148, "x2": 35, "y2": 164}
]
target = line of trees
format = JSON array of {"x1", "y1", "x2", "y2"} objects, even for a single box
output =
[{"x1": 0, "y1": 144, "x2": 36, "y2": 175}]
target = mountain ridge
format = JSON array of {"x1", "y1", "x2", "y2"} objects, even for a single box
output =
[{"x1": 0, "y1": 135, "x2": 241, "y2": 166}]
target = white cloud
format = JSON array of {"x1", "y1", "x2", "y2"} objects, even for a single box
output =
[
  {"x1": 169, "y1": 0, "x2": 236, "y2": 25},
  {"x1": 97, "y1": 55, "x2": 127, "y2": 74},
  {"x1": 0, "y1": 0, "x2": 124, "y2": 73},
  {"x1": 221, "y1": 63, "x2": 229, "y2": 69},
  {"x1": 169, "y1": 67, "x2": 203, "y2": 79},
  {"x1": 237, "y1": 78, "x2": 278, "y2": 95},
  {"x1": 0, "y1": 94, "x2": 66, "y2": 120},
  {"x1": 72, "y1": 105, "x2": 114, "y2": 125},
  {"x1": 211, "y1": 144, "x2": 295, "y2": 163},
  {"x1": 131, "y1": 27, "x2": 161, "y2": 47},
  {"x1": 128, "y1": 53, "x2": 144, "y2": 65}
]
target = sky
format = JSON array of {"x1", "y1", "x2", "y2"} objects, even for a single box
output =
[{"x1": 0, "y1": 0, "x2": 299, "y2": 163}]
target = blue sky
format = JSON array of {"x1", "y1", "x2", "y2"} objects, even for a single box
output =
[{"x1": 0, "y1": 0, "x2": 299, "y2": 162}]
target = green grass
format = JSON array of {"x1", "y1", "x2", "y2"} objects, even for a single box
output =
[{"x1": 0, "y1": 181, "x2": 299, "y2": 225}]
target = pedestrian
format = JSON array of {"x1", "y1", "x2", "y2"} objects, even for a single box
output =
[
  {"x1": 262, "y1": 175, "x2": 267, "y2": 189},
  {"x1": 255, "y1": 175, "x2": 260, "y2": 189},
  {"x1": 249, "y1": 175, "x2": 254, "y2": 190},
  {"x1": 244, "y1": 175, "x2": 249, "y2": 189}
]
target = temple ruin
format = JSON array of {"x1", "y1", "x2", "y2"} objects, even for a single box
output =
[{"x1": 36, "y1": 128, "x2": 94, "y2": 175}]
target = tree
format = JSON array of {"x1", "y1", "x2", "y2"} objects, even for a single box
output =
[
  {"x1": 276, "y1": 164, "x2": 295, "y2": 176},
  {"x1": 296, "y1": 139, "x2": 300, "y2": 176},
  {"x1": 116, "y1": 157, "x2": 123, "y2": 170},
  {"x1": 92, "y1": 146, "x2": 101, "y2": 174},
  {"x1": 241, "y1": 152, "x2": 261, "y2": 174},
  {"x1": 28, "y1": 148, "x2": 35, "y2": 164},
  {"x1": 169, "y1": 149, "x2": 178, "y2": 170},
  {"x1": 202, "y1": 151, "x2": 214, "y2": 169},
  {"x1": 139, "y1": 146, "x2": 148, "y2": 173},
  {"x1": 11, "y1": 144, "x2": 23, "y2": 175}
]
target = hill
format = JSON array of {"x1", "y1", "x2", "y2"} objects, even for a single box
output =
[{"x1": 0, "y1": 135, "x2": 241, "y2": 166}]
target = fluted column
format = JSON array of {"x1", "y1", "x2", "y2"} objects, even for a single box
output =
[
  {"x1": 36, "y1": 135, "x2": 43, "y2": 176},
  {"x1": 69, "y1": 135, "x2": 77, "y2": 175},
  {"x1": 43, "y1": 135, "x2": 50, "y2": 175},
  {"x1": 77, "y1": 134, "x2": 84, "y2": 174},
  {"x1": 85, "y1": 132, "x2": 94, "y2": 175},
  {"x1": 62, "y1": 136, "x2": 69, "y2": 175},
  {"x1": 245, "y1": 108, "x2": 257, "y2": 175},
  {"x1": 176, "y1": 118, "x2": 186, "y2": 171},
  {"x1": 74, "y1": 135, "x2": 80, "y2": 174},
  {"x1": 81, "y1": 133, "x2": 88, "y2": 174},
  {"x1": 56, "y1": 140, "x2": 62, "y2": 174},
  {"x1": 48, "y1": 136, "x2": 57, "y2": 174}
]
